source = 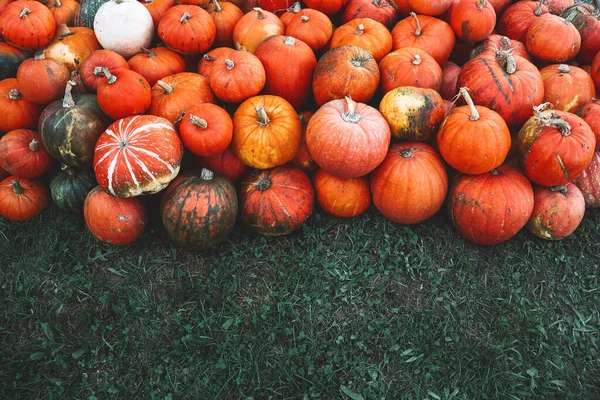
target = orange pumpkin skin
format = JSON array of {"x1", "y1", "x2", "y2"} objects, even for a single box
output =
[
  {"x1": 314, "y1": 169, "x2": 370, "y2": 218},
  {"x1": 291, "y1": 111, "x2": 317, "y2": 172},
  {"x1": 540, "y1": 64, "x2": 594, "y2": 113},
  {"x1": 239, "y1": 165, "x2": 314, "y2": 236},
  {"x1": 526, "y1": 14, "x2": 581, "y2": 62},
  {"x1": 312, "y1": 46, "x2": 380, "y2": 107},
  {"x1": 285, "y1": 9, "x2": 333, "y2": 52},
  {"x1": 437, "y1": 88, "x2": 511, "y2": 175},
  {"x1": 497, "y1": 1, "x2": 548, "y2": 43},
  {"x1": 306, "y1": 96, "x2": 391, "y2": 178},
  {"x1": 47, "y1": 0, "x2": 80, "y2": 27},
  {"x1": 0, "y1": 0, "x2": 15, "y2": 14},
  {"x1": 449, "y1": 0, "x2": 496, "y2": 43},
  {"x1": 371, "y1": 142, "x2": 448, "y2": 224},
  {"x1": 448, "y1": 164, "x2": 534, "y2": 245},
  {"x1": 0, "y1": 166, "x2": 8, "y2": 181},
  {"x1": 128, "y1": 47, "x2": 186, "y2": 88},
  {"x1": 440, "y1": 61, "x2": 460, "y2": 100},
  {"x1": 592, "y1": 51, "x2": 600, "y2": 92},
  {"x1": 0, "y1": 129, "x2": 54, "y2": 178},
  {"x1": 232, "y1": 7, "x2": 284, "y2": 54},
  {"x1": 0, "y1": 1, "x2": 56, "y2": 50},
  {"x1": 573, "y1": 149, "x2": 600, "y2": 207},
  {"x1": 330, "y1": 18, "x2": 393, "y2": 63},
  {"x1": 0, "y1": 176, "x2": 48, "y2": 221},
  {"x1": 519, "y1": 108, "x2": 595, "y2": 187},
  {"x1": 546, "y1": 0, "x2": 574, "y2": 14},
  {"x1": 80, "y1": 49, "x2": 129, "y2": 91},
  {"x1": 255, "y1": 35, "x2": 317, "y2": 109},
  {"x1": 232, "y1": 95, "x2": 302, "y2": 169},
  {"x1": 0, "y1": 78, "x2": 43, "y2": 132},
  {"x1": 208, "y1": 50, "x2": 266, "y2": 104},
  {"x1": 96, "y1": 69, "x2": 152, "y2": 120},
  {"x1": 342, "y1": 0, "x2": 398, "y2": 29},
  {"x1": 196, "y1": 47, "x2": 234, "y2": 78},
  {"x1": 158, "y1": 5, "x2": 216, "y2": 55},
  {"x1": 488, "y1": 0, "x2": 511, "y2": 15},
  {"x1": 195, "y1": 146, "x2": 247, "y2": 181},
  {"x1": 302, "y1": 0, "x2": 347, "y2": 16},
  {"x1": 141, "y1": 0, "x2": 176, "y2": 30},
  {"x1": 526, "y1": 183, "x2": 585, "y2": 240},
  {"x1": 207, "y1": 0, "x2": 243, "y2": 48},
  {"x1": 470, "y1": 34, "x2": 531, "y2": 62},
  {"x1": 42, "y1": 26, "x2": 101, "y2": 72},
  {"x1": 84, "y1": 185, "x2": 146, "y2": 246},
  {"x1": 578, "y1": 99, "x2": 600, "y2": 148},
  {"x1": 179, "y1": 103, "x2": 232, "y2": 156},
  {"x1": 16, "y1": 53, "x2": 70, "y2": 105},
  {"x1": 563, "y1": 3, "x2": 600, "y2": 65},
  {"x1": 378, "y1": 47, "x2": 442, "y2": 94},
  {"x1": 407, "y1": 0, "x2": 452, "y2": 16},
  {"x1": 391, "y1": 13, "x2": 456, "y2": 65}
]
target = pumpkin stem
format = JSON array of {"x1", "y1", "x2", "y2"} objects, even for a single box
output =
[
  {"x1": 535, "y1": 0, "x2": 545, "y2": 16},
  {"x1": 19, "y1": 7, "x2": 30, "y2": 18},
  {"x1": 490, "y1": 169, "x2": 499, "y2": 176},
  {"x1": 253, "y1": 7, "x2": 266, "y2": 19},
  {"x1": 189, "y1": 114, "x2": 208, "y2": 129},
  {"x1": 301, "y1": 15, "x2": 309, "y2": 22},
  {"x1": 54, "y1": 0, "x2": 62, "y2": 6},
  {"x1": 399, "y1": 148, "x2": 413, "y2": 158},
  {"x1": 58, "y1": 23, "x2": 74, "y2": 38},
  {"x1": 29, "y1": 139, "x2": 39, "y2": 152},
  {"x1": 287, "y1": 2, "x2": 301, "y2": 12},
  {"x1": 224, "y1": 59, "x2": 235, "y2": 70},
  {"x1": 62, "y1": 80, "x2": 76, "y2": 108},
  {"x1": 373, "y1": 0, "x2": 382, "y2": 5},
  {"x1": 550, "y1": 117, "x2": 572, "y2": 136},
  {"x1": 355, "y1": 24, "x2": 365, "y2": 35},
  {"x1": 410, "y1": 12, "x2": 422, "y2": 36},
  {"x1": 499, "y1": 36, "x2": 511, "y2": 51},
  {"x1": 459, "y1": 87, "x2": 480, "y2": 121},
  {"x1": 412, "y1": 54, "x2": 422, "y2": 65},
  {"x1": 496, "y1": 51, "x2": 516, "y2": 74},
  {"x1": 299, "y1": 113, "x2": 306, "y2": 127},
  {"x1": 558, "y1": 64, "x2": 570, "y2": 74},
  {"x1": 200, "y1": 168, "x2": 214, "y2": 181},
  {"x1": 476, "y1": 0, "x2": 487, "y2": 9},
  {"x1": 203, "y1": 53, "x2": 216, "y2": 61},
  {"x1": 256, "y1": 107, "x2": 270, "y2": 126},
  {"x1": 10, "y1": 180, "x2": 24, "y2": 195},
  {"x1": 180, "y1": 12, "x2": 191, "y2": 24},
  {"x1": 212, "y1": 0, "x2": 222, "y2": 12},
  {"x1": 142, "y1": 47, "x2": 156, "y2": 58},
  {"x1": 94, "y1": 66, "x2": 117, "y2": 84},
  {"x1": 256, "y1": 177, "x2": 271, "y2": 191},
  {"x1": 341, "y1": 96, "x2": 362, "y2": 124},
  {"x1": 156, "y1": 80, "x2": 174, "y2": 94},
  {"x1": 285, "y1": 36, "x2": 295, "y2": 46},
  {"x1": 8, "y1": 88, "x2": 20, "y2": 100},
  {"x1": 550, "y1": 185, "x2": 568, "y2": 195},
  {"x1": 34, "y1": 51, "x2": 45, "y2": 61}
]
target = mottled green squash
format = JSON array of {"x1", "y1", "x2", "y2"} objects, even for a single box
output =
[
  {"x1": 0, "y1": 42, "x2": 29, "y2": 81},
  {"x1": 39, "y1": 81, "x2": 110, "y2": 169},
  {"x1": 75, "y1": 0, "x2": 110, "y2": 29},
  {"x1": 50, "y1": 164, "x2": 97, "y2": 213}
]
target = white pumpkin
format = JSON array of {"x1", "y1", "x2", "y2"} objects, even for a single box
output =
[{"x1": 93, "y1": 0, "x2": 154, "y2": 59}]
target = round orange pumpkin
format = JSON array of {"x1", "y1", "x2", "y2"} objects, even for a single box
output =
[
  {"x1": 449, "y1": 0, "x2": 496, "y2": 43},
  {"x1": 158, "y1": 5, "x2": 216, "y2": 55},
  {"x1": 179, "y1": 103, "x2": 232, "y2": 156},
  {"x1": 0, "y1": 78, "x2": 43, "y2": 132},
  {"x1": 128, "y1": 47, "x2": 186, "y2": 88},
  {"x1": 46, "y1": 0, "x2": 80, "y2": 27},
  {"x1": 0, "y1": 129, "x2": 54, "y2": 178},
  {"x1": 407, "y1": 0, "x2": 452, "y2": 16},
  {"x1": 302, "y1": 0, "x2": 347, "y2": 16},
  {"x1": 195, "y1": 146, "x2": 247, "y2": 182},
  {"x1": 80, "y1": 49, "x2": 129, "y2": 91},
  {"x1": 497, "y1": 0, "x2": 549, "y2": 43},
  {"x1": 16, "y1": 52, "x2": 70, "y2": 105},
  {"x1": 284, "y1": 8, "x2": 333, "y2": 52},
  {"x1": 525, "y1": 13, "x2": 581, "y2": 62},
  {"x1": 342, "y1": 0, "x2": 398, "y2": 29},
  {"x1": 578, "y1": 99, "x2": 600, "y2": 148},
  {"x1": 0, "y1": 176, "x2": 48, "y2": 221},
  {"x1": 95, "y1": 69, "x2": 152, "y2": 120},
  {"x1": 0, "y1": 1, "x2": 56, "y2": 50},
  {"x1": 378, "y1": 47, "x2": 442, "y2": 94},
  {"x1": 207, "y1": 0, "x2": 243, "y2": 48},
  {"x1": 207, "y1": 49, "x2": 266, "y2": 104},
  {"x1": 42, "y1": 25, "x2": 101, "y2": 71},
  {"x1": 330, "y1": 18, "x2": 393, "y2": 63},
  {"x1": 232, "y1": 7, "x2": 284, "y2": 54},
  {"x1": 314, "y1": 169, "x2": 370, "y2": 218},
  {"x1": 540, "y1": 64, "x2": 595, "y2": 112}
]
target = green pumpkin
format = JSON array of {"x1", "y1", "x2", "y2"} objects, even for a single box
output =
[
  {"x1": 50, "y1": 165, "x2": 97, "y2": 213},
  {"x1": 39, "y1": 81, "x2": 111, "y2": 169},
  {"x1": 75, "y1": 0, "x2": 110, "y2": 29},
  {"x1": 0, "y1": 43, "x2": 29, "y2": 80}
]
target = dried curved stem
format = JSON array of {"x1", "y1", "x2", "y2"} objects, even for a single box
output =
[
  {"x1": 459, "y1": 87, "x2": 480, "y2": 121},
  {"x1": 62, "y1": 80, "x2": 77, "y2": 108},
  {"x1": 11, "y1": 180, "x2": 24, "y2": 194},
  {"x1": 256, "y1": 107, "x2": 270, "y2": 126},
  {"x1": 29, "y1": 139, "x2": 39, "y2": 152},
  {"x1": 410, "y1": 12, "x2": 422, "y2": 36},
  {"x1": 9, "y1": 89, "x2": 20, "y2": 100},
  {"x1": 341, "y1": 96, "x2": 362, "y2": 123},
  {"x1": 19, "y1": 8, "x2": 30, "y2": 18},
  {"x1": 253, "y1": 7, "x2": 266, "y2": 19},
  {"x1": 94, "y1": 66, "x2": 117, "y2": 84},
  {"x1": 180, "y1": 12, "x2": 191, "y2": 23},
  {"x1": 156, "y1": 80, "x2": 174, "y2": 94},
  {"x1": 189, "y1": 114, "x2": 208, "y2": 129},
  {"x1": 201, "y1": 168, "x2": 214, "y2": 181}
]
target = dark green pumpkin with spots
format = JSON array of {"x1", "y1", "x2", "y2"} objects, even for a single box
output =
[
  {"x1": 50, "y1": 165, "x2": 97, "y2": 213},
  {"x1": 75, "y1": 0, "x2": 110, "y2": 29}
]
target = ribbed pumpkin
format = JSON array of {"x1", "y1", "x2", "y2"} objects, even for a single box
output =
[
  {"x1": 314, "y1": 169, "x2": 370, "y2": 218},
  {"x1": 95, "y1": 69, "x2": 152, "y2": 119},
  {"x1": 518, "y1": 106, "x2": 596, "y2": 187},
  {"x1": 142, "y1": 0, "x2": 175, "y2": 30},
  {"x1": 540, "y1": 64, "x2": 594, "y2": 113},
  {"x1": 196, "y1": 46, "x2": 234, "y2": 78},
  {"x1": 379, "y1": 86, "x2": 445, "y2": 141},
  {"x1": 449, "y1": 0, "x2": 496, "y2": 43},
  {"x1": 407, "y1": 0, "x2": 452, "y2": 16},
  {"x1": 330, "y1": 18, "x2": 393, "y2": 63},
  {"x1": 306, "y1": 96, "x2": 390, "y2": 178},
  {"x1": 46, "y1": 0, "x2": 80, "y2": 27},
  {"x1": 84, "y1": 185, "x2": 146, "y2": 245},
  {"x1": 342, "y1": 0, "x2": 397, "y2": 29},
  {"x1": 195, "y1": 146, "x2": 247, "y2": 181},
  {"x1": 525, "y1": 13, "x2": 581, "y2": 62},
  {"x1": 158, "y1": 5, "x2": 216, "y2": 55},
  {"x1": 42, "y1": 25, "x2": 101, "y2": 71},
  {"x1": 279, "y1": 2, "x2": 302, "y2": 26},
  {"x1": 0, "y1": 176, "x2": 48, "y2": 221},
  {"x1": 207, "y1": 49, "x2": 266, "y2": 104},
  {"x1": 239, "y1": 165, "x2": 314, "y2": 236},
  {"x1": 578, "y1": 99, "x2": 600, "y2": 148},
  {"x1": 39, "y1": 81, "x2": 110, "y2": 169},
  {"x1": 232, "y1": 7, "x2": 284, "y2": 54},
  {"x1": 440, "y1": 61, "x2": 460, "y2": 100},
  {"x1": 50, "y1": 164, "x2": 96, "y2": 213},
  {"x1": 526, "y1": 183, "x2": 585, "y2": 240},
  {"x1": 0, "y1": 129, "x2": 54, "y2": 178},
  {"x1": 207, "y1": 0, "x2": 243, "y2": 48},
  {"x1": 469, "y1": 34, "x2": 531, "y2": 61},
  {"x1": 232, "y1": 95, "x2": 301, "y2": 169},
  {"x1": 0, "y1": 78, "x2": 43, "y2": 132},
  {"x1": 371, "y1": 142, "x2": 448, "y2": 224},
  {"x1": 573, "y1": 149, "x2": 600, "y2": 207},
  {"x1": 561, "y1": 3, "x2": 600, "y2": 65},
  {"x1": 284, "y1": 8, "x2": 333, "y2": 52},
  {"x1": 16, "y1": 52, "x2": 70, "y2": 105},
  {"x1": 80, "y1": 49, "x2": 129, "y2": 91},
  {"x1": 378, "y1": 47, "x2": 442, "y2": 94},
  {"x1": 161, "y1": 168, "x2": 238, "y2": 249},
  {"x1": 497, "y1": 0, "x2": 548, "y2": 42},
  {"x1": 93, "y1": 115, "x2": 184, "y2": 197},
  {"x1": 179, "y1": 103, "x2": 232, "y2": 156},
  {"x1": 0, "y1": 43, "x2": 29, "y2": 81},
  {"x1": 0, "y1": 1, "x2": 56, "y2": 50},
  {"x1": 128, "y1": 47, "x2": 186, "y2": 88},
  {"x1": 448, "y1": 164, "x2": 534, "y2": 245}
]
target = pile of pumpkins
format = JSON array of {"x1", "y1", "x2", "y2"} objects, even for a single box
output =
[{"x1": 0, "y1": 0, "x2": 600, "y2": 248}]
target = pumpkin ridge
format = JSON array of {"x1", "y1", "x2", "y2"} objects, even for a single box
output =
[{"x1": 480, "y1": 58, "x2": 510, "y2": 103}]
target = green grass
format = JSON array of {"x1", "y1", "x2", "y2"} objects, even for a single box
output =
[{"x1": 1, "y1": 204, "x2": 600, "y2": 400}]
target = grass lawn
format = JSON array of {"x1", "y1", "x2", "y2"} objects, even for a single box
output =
[{"x1": 1, "y1": 203, "x2": 600, "y2": 400}]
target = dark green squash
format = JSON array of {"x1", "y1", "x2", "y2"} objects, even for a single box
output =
[
  {"x1": 50, "y1": 164, "x2": 97, "y2": 213},
  {"x1": 75, "y1": 0, "x2": 110, "y2": 29},
  {"x1": 39, "y1": 80, "x2": 110, "y2": 169},
  {"x1": 160, "y1": 168, "x2": 238, "y2": 250},
  {"x1": 0, "y1": 43, "x2": 29, "y2": 81}
]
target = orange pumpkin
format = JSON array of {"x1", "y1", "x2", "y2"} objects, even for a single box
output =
[
  {"x1": 207, "y1": 0, "x2": 243, "y2": 48},
  {"x1": 179, "y1": 103, "x2": 232, "y2": 156},
  {"x1": 142, "y1": 0, "x2": 175, "y2": 29},
  {"x1": 43, "y1": 25, "x2": 101, "y2": 71},
  {"x1": 540, "y1": 64, "x2": 594, "y2": 112},
  {"x1": 449, "y1": 0, "x2": 496, "y2": 43},
  {"x1": 16, "y1": 52, "x2": 70, "y2": 105},
  {"x1": 578, "y1": 99, "x2": 600, "y2": 148},
  {"x1": 195, "y1": 145, "x2": 247, "y2": 181},
  {"x1": 0, "y1": 129, "x2": 54, "y2": 178},
  {"x1": 80, "y1": 49, "x2": 129, "y2": 91},
  {"x1": 284, "y1": 8, "x2": 333, "y2": 52},
  {"x1": 207, "y1": 49, "x2": 266, "y2": 103},
  {"x1": 330, "y1": 18, "x2": 393, "y2": 63},
  {"x1": 342, "y1": 0, "x2": 398, "y2": 29},
  {"x1": 46, "y1": 0, "x2": 80, "y2": 27},
  {"x1": 0, "y1": 78, "x2": 43, "y2": 132},
  {"x1": 440, "y1": 60, "x2": 460, "y2": 100},
  {"x1": 378, "y1": 47, "x2": 442, "y2": 94},
  {"x1": 314, "y1": 169, "x2": 370, "y2": 218},
  {"x1": 407, "y1": 0, "x2": 453, "y2": 16},
  {"x1": 279, "y1": 2, "x2": 302, "y2": 27},
  {"x1": 232, "y1": 7, "x2": 284, "y2": 54},
  {"x1": 128, "y1": 47, "x2": 186, "y2": 88},
  {"x1": 196, "y1": 46, "x2": 234, "y2": 78},
  {"x1": 470, "y1": 34, "x2": 531, "y2": 61},
  {"x1": 96, "y1": 69, "x2": 152, "y2": 120},
  {"x1": 0, "y1": 176, "x2": 48, "y2": 221},
  {"x1": 0, "y1": 1, "x2": 56, "y2": 50},
  {"x1": 497, "y1": 0, "x2": 548, "y2": 43},
  {"x1": 525, "y1": 13, "x2": 581, "y2": 62},
  {"x1": 291, "y1": 111, "x2": 317, "y2": 172},
  {"x1": 302, "y1": 0, "x2": 347, "y2": 15},
  {"x1": 158, "y1": 5, "x2": 216, "y2": 55}
]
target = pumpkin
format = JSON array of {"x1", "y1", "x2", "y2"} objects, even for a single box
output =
[
  {"x1": 497, "y1": 0, "x2": 549, "y2": 42},
  {"x1": 84, "y1": 185, "x2": 146, "y2": 245},
  {"x1": 306, "y1": 96, "x2": 390, "y2": 178},
  {"x1": 93, "y1": 0, "x2": 154, "y2": 59},
  {"x1": 179, "y1": 103, "x2": 232, "y2": 156},
  {"x1": 526, "y1": 183, "x2": 585, "y2": 240},
  {"x1": 313, "y1": 45, "x2": 380, "y2": 107},
  {"x1": 302, "y1": 0, "x2": 347, "y2": 15},
  {"x1": 16, "y1": 52, "x2": 70, "y2": 105},
  {"x1": 561, "y1": 4, "x2": 600, "y2": 65},
  {"x1": 255, "y1": 36, "x2": 317, "y2": 109},
  {"x1": 448, "y1": 164, "x2": 534, "y2": 245},
  {"x1": 39, "y1": 80, "x2": 110, "y2": 168},
  {"x1": 47, "y1": 0, "x2": 80, "y2": 27},
  {"x1": 518, "y1": 105, "x2": 595, "y2": 187},
  {"x1": 470, "y1": 34, "x2": 531, "y2": 61},
  {"x1": 75, "y1": 0, "x2": 109, "y2": 29},
  {"x1": 379, "y1": 86, "x2": 445, "y2": 141},
  {"x1": 573, "y1": 149, "x2": 600, "y2": 207},
  {"x1": 49, "y1": 164, "x2": 96, "y2": 213},
  {"x1": 0, "y1": 129, "x2": 54, "y2": 178},
  {"x1": 195, "y1": 146, "x2": 247, "y2": 181},
  {"x1": 80, "y1": 49, "x2": 129, "y2": 91},
  {"x1": 142, "y1": 0, "x2": 175, "y2": 29},
  {"x1": 330, "y1": 18, "x2": 393, "y2": 63},
  {"x1": 449, "y1": 0, "x2": 496, "y2": 43},
  {"x1": 148, "y1": 72, "x2": 214, "y2": 124},
  {"x1": 0, "y1": 78, "x2": 43, "y2": 132},
  {"x1": 440, "y1": 61, "x2": 460, "y2": 100},
  {"x1": 285, "y1": 9, "x2": 333, "y2": 52},
  {"x1": 457, "y1": 50, "x2": 544, "y2": 127},
  {"x1": 342, "y1": 0, "x2": 398, "y2": 29},
  {"x1": 540, "y1": 64, "x2": 594, "y2": 112},
  {"x1": 578, "y1": 99, "x2": 600, "y2": 148},
  {"x1": 0, "y1": 1, "x2": 56, "y2": 50},
  {"x1": 314, "y1": 169, "x2": 370, "y2": 218},
  {"x1": 196, "y1": 46, "x2": 234, "y2": 77},
  {"x1": 0, "y1": 43, "x2": 29, "y2": 81},
  {"x1": 257, "y1": 0, "x2": 292, "y2": 12},
  {"x1": 232, "y1": 7, "x2": 284, "y2": 54},
  {"x1": 437, "y1": 87, "x2": 511, "y2": 174},
  {"x1": 161, "y1": 168, "x2": 237, "y2": 249},
  {"x1": 389, "y1": 0, "x2": 411, "y2": 15},
  {"x1": 525, "y1": 13, "x2": 580, "y2": 62},
  {"x1": 291, "y1": 111, "x2": 317, "y2": 172},
  {"x1": 0, "y1": 176, "x2": 48, "y2": 221},
  {"x1": 545, "y1": 0, "x2": 573, "y2": 14},
  {"x1": 391, "y1": 13, "x2": 456, "y2": 65},
  {"x1": 239, "y1": 165, "x2": 314, "y2": 236},
  {"x1": 206, "y1": 0, "x2": 243, "y2": 48},
  {"x1": 488, "y1": 0, "x2": 511, "y2": 15},
  {"x1": 592, "y1": 51, "x2": 600, "y2": 92},
  {"x1": 371, "y1": 142, "x2": 448, "y2": 224},
  {"x1": 0, "y1": 0, "x2": 15, "y2": 14},
  {"x1": 407, "y1": 0, "x2": 452, "y2": 16},
  {"x1": 43, "y1": 25, "x2": 101, "y2": 71},
  {"x1": 158, "y1": 5, "x2": 216, "y2": 55},
  {"x1": 93, "y1": 115, "x2": 183, "y2": 197},
  {"x1": 232, "y1": 95, "x2": 301, "y2": 169},
  {"x1": 378, "y1": 47, "x2": 443, "y2": 94},
  {"x1": 127, "y1": 47, "x2": 185, "y2": 88},
  {"x1": 95, "y1": 68, "x2": 152, "y2": 119},
  {"x1": 208, "y1": 50, "x2": 266, "y2": 104},
  {"x1": 279, "y1": 2, "x2": 301, "y2": 26}
]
